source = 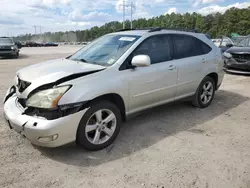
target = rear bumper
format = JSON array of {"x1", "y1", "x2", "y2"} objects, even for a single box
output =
[{"x1": 3, "y1": 95, "x2": 87, "y2": 147}]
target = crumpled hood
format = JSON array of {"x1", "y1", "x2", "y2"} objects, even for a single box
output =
[
  {"x1": 17, "y1": 58, "x2": 105, "y2": 83},
  {"x1": 15, "y1": 58, "x2": 105, "y2": 98},
  {"x1": 226, "y1": 47, "x2": 250, "y2": 54}
]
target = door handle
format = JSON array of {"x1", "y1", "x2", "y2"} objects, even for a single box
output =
[
  {"x1": 202, "y1": 58, "x2": 207, "y2": 63},
  {"x1": 168, "y1": 65, "x2": 176, "y2": 70}
]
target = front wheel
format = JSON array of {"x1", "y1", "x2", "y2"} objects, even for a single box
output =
[
  {"x1": 192, "y1": 76, "x2": 215, "y2": 108},
  {"x1": 76, "y1": 101, "x2": 121, "y2": 151},
  {"x1": 13, "y1": 52, "x2": 19, "y2": 59}
]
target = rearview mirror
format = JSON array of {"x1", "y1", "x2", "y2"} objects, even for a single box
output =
[{"x1": 131, "y1": 55, "x2": 151, "y2": 67}]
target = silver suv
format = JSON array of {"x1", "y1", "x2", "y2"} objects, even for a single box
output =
[{"x1": 3, "y1": 28, "x2": 224, "y2": 150}]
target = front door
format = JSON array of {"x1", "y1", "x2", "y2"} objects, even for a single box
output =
[{"x1": 124, "y1": 35, "x2": 178, "y2": 113}]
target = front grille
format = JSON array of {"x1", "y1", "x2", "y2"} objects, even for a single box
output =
[
  {"x1": 17, "y1": 78, "x2": 31, "y2": 93},
  {"x1": 232, "y1": 53, "x2": 250, "y2": 63},
  {"x1": 0, "y1": 46, "x2": 11, "y2": 50},
  {"x1": 0, "y1": 49, "x2": 11, "y2": 51}
]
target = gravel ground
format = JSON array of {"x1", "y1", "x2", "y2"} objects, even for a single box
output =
[{"x1": 0, "y1": 46, "x2": 250, "y2": 188}]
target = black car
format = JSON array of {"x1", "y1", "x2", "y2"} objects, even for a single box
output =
[
  {"x1": 43, "y1": 42, "x2": 58, "y2": 47},
  {"x1": 0, "y1": 37, "x2": 19, "y2": 58},
  {"x1": 223, "y1": 35, "x2": 250, "y2": 74},
  {"x1": 24, "y1": 41, "x2": 43, "y2": 47}
]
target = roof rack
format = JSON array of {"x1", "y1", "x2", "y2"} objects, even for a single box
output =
[
  {"x1": 117, "y1": 27, "x2": 159, "y2": 32},
  {"x1": 148, "y1": 27, "x2": 199, "y2": 33},
  {"x1": 117, "y1": 27, "x2": 200, "y2": 33},
  {"x1": 117, "y1": 28, "x2": 135, "y2": 32}
]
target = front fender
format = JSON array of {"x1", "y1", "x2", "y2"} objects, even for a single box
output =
[{"x1": 58, "y1": 78, "x2": 130, "y2": 111}]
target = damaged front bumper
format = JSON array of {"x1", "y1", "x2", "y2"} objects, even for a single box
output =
[
  {"x1": 3, "y1": 95, "x2": 87, "y2": 147},
  {"x1": 224, "y1": 57, "x2": 250, "y2": 75}
]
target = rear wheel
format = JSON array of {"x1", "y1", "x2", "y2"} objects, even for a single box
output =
[
  {"x1": 192, "y1": 76, "x2": 215, "y2": 108},
  {"x1": 76, "y1": 101, "x2": 121, "y2": 151}
]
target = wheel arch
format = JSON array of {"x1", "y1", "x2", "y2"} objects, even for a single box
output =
[
  {"x1": 83, "y1": 93, "x2": 126, "y2": 122},
  {"x1": 206, "y1": 72, "x2": 218, "y2": 90}
]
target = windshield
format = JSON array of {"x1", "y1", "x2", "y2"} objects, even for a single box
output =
[
  {"x1": 69, "y1": 34, "x2": 140, "y2": 66},
  {"x1": 0, "y1": 38, "x2": 13, "y2": 44},
  {"x1": 237, "y1": 37, "x2": 250, "y2": 47}
]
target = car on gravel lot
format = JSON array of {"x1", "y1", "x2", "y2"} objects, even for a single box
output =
[
  {"x1": 3, "y1": 28, "x2": 224, "y2": 150},
  {"x1": 223, "y1": 35, "x2": 250, "y2": 74},
  {"x1": 24, "y1": 41, "x2": 43, "y2": 47},
  {"x1": 212, "y1": 36, "x2": 235, "y2": 53},
  {"x1": 43, "y1": 42, "x2": 58, "y2": 47},
  {"x1": 0, "y1": 37, "x2": 20, "y2": 58}
]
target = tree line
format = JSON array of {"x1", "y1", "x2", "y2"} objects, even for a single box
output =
[{"x1": 14, "y1": 7, "x2": 250, "y2": 42}]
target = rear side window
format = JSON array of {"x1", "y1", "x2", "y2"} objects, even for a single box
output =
[
  {"x1": 172, "y1": 34, "x2": 211, "y2": 59},
  {"x1": 200, "y1": 41, "x2": 212, "y2": 54}
]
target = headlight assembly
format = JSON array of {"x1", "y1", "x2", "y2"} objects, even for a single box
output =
[
  {"x1": 26, "y1": 86, "x2": 71, "y2": 109},
  {"x1": 223, "y1": 52, "x2": 232, "y2": 59},
  {"x1": 11, "y1": 46, "x2": 15, "y2": 50}
]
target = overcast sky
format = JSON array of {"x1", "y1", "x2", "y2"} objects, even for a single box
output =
[{"x1": 0, "y1": 0, "x2": 249, "y2": 36}]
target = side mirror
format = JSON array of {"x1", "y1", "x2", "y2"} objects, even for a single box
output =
[
  {"x1": 226, "y1": 43, "x2": 233, "y2": 48},
  {"x1": 131, "y1": 55, "x2": 151, "y2": 67}
]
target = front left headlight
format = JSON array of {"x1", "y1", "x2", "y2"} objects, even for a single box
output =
[
  {"x1": 11, "y1": 46, "x2": 15, "y2": 50},
  {"x1": 26, "y1": 86, "x2": 71, "y2": 109}
]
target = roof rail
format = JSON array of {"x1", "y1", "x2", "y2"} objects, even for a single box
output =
[
  {"x1": 117, "y1": 27, "x2": 157, "y2": 32},
  {"x1": 148, "y1": 27, "x2": 199, "y2": 33},
  {"x1": 117, "y1": 28, "x2": 135, "y2": 32},
  {"x1": 116, "y1": 27, "x2": 200, "y2": 34}
]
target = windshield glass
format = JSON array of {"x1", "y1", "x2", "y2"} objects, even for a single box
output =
[
  {"x1": 0, "y1": 38, "x2": 13, "y2": 44},
  {"x1": 69, "y1": 34, "x2": 140, "y2": 66},
  {"x1": 237, "y1": 37, "x2": 250, "y2": 47}
]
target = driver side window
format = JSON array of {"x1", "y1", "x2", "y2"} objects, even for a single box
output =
[
  {"x1": 133, "y1": 35, "x2": 172, "y2": 64},
  {"x1": 119, "y1": 35, "x2": 173, "y2": 70}
]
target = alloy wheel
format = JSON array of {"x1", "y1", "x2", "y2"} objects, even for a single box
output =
[
  {"x1": 200, "y1": 81, "x2": 214, "y2": 105},
  {"x1": 85, "y1": 109, "x2": 117, "y2": 145}
]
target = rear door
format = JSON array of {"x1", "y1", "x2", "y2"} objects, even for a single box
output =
[{"x1": 171, "y1": 34, "x2": 212, "y2": 98}]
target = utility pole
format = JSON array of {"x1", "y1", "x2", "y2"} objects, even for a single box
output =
[
  {"x1": 33, "y1": 25, "x2": 43, "y2": 34},
  {"x1": 130, "y1": 2, "x2": 133, "y2": 29},
  {"x1": 33, "y1": 25, "x2": 37, "y2": 34},
  {"x1": 123, "y1": 0, "x2": 125, "y2": 29},
  {"x1": 120, "y1": 1, "x2": 134, "y2": 29}
]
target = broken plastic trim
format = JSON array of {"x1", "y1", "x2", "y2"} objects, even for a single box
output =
[
  {"x1": 3, "y1": 86, "x2": 16, "y2": 103},
  {"x1": 23, "y1": 101, "x2": 88, "y2": 120}
]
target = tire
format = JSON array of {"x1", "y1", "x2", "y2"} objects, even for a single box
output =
[
  {"x1": 76, "y1": 101, "x2": 122, "y2": 151},
  {"x1": 192, "y1": 76, "x2": 215, "y2": 108},
  {"x1": 13, "y1": 52, "x2": 19, "y2": 59}
]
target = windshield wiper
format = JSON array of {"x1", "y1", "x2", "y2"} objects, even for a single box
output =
[
  {"x1": 78, "y1": 58, "x2": 89, "y2": 63},
  {"x1": 73, "y1": 58, "x2": 106, "y2": 67}
]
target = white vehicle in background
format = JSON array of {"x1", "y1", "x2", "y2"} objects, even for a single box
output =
[
  {"x1": 212, "y1": 36, "x2": 235, "y2": 52},
  {"x1": 3, "y1": 28, "x2": 224, "y2": 150}
]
